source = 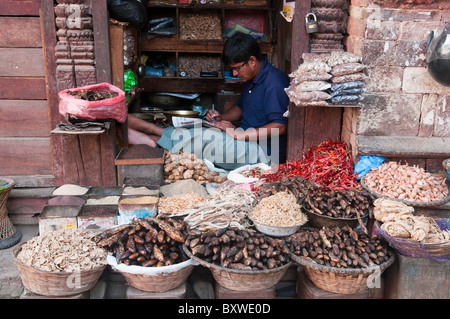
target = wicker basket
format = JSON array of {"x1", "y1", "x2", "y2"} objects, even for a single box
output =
[
  {"x1": 116, "y1": 262, "x2": 195, "y2": 293},
  {"x1": 374, "y1": 220, "x2": 450, "y2": 261},
  {"x1": 183, "y1": 245, "x2": 292, "y2": 291},
  {"x1": 304, "y1": 208, "x2": 368, "y2": 229},
  {"x1": 361, "y1": 176, "x2": 450, "y2": 208},
  {"x1": 13, "y1": 242, "x2": 106, "y2": 297},
  {"x1": 0, "y1": 177, "x2": 21, "y2": 249},
  {"x1": 290, "y1": 251, "x2": 395, "y2": 295}
]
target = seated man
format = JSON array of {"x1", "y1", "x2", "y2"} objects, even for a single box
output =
[{"x1": 127, "y1": 32, "x2": 290, "y2": 170}]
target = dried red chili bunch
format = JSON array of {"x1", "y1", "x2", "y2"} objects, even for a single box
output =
[{"x1": 261, "y1": 139, "x2": 359, "y2": 191}]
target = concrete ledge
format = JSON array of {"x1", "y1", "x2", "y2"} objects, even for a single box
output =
[{"x1": 357, "y1": 135, "x2": 450, "y2": 158}]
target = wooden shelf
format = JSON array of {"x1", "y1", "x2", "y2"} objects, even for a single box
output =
[
  {"x1": 141, "y1": 35, "x2": 273, "y2": 54},
  {"x1": 139, "y1": 76, "x2": 242, "y2": 93},
  {"x1": 147, "y1": 1, "x2": 271, "y2": 10}
]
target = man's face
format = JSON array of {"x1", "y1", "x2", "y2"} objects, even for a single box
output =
[{"x1": 229, "y1": 56, "x2": 256, "y2": 82}]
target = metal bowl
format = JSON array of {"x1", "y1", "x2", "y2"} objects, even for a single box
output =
[
  {"x1": 248, "y1": 216, "x2": 304, "y2": 237},
  {"x1": 163, "y1": 110, "x2": 199, "y2": 124}
]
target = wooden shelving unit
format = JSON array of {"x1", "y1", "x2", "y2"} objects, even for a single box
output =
[{"x1": 138, "y1": 1, "x2": 274, "y2": 94}]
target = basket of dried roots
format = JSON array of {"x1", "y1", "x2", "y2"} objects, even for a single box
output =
[
  {"x1": 183, "y1": 227, "x2": 292, "y2": 291},
  {"x1": 13, "y1": 229, "x2": 108, "y2": 297},
  {"x1": 286, "y1": 226, "x2": 394, "y2": 294},
  {"x1": 94, "y1": 216, "x2": 195, "y2": 292},
  {"x1": 373, "y1": 198, "x2": 450, "y2": 260}
]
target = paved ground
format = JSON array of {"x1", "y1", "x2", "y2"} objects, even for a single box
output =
[{"x1": 0, "y1": 224, "x2": 39, "y2": 298}]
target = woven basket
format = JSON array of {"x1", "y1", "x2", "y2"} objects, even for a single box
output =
[
  {"x1": 0, "y1": 177, "x2": 21, "y2": 249},
  {"x1": 290, "y1": 251, "x2": 395, "y2": 295},
  {"x1": 304, "y1": 208, "x2": 368, "y2": 229},
  {"x1": 374, "y1": 220, "x2": 450, "y2": 261},
  {"x1": 361, "y1": 176, "x2": 450, "y2": 208},
  {"x1": 116, "y1": 262, "x2": 194, "y2": 293},
  {"x1": 13, "y1": 242, "x2": 106, "y2": 297},
  {"x1": 183, "y1": 245, "x2": 292, "y2": 291}
]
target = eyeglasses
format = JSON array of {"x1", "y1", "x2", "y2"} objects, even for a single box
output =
[{"x1": 229, "y1": 60, "x2": 248, "y2": 73}]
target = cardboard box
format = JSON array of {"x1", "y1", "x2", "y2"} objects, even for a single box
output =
[
  {"x1": 118, "y1": 195, "x2": 158, "y2": 224},
  {"x1": 77, "y1": 205, "x2": 118, "y2": 232},
  {"x1": 38, "y1": 205, "x2": 80, "y2": 235}
]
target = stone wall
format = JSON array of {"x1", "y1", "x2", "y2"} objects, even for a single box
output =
[{"x1": 343, "y1": 0, "x2": 450, "y2": 171}]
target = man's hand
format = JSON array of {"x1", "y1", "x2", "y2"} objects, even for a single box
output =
[
  {"x1": 205, "y1": 109, "x2": 222, "y2": 123},
  {"x1": 214, "y1": 120, "x2": 236, "y2": 131}
]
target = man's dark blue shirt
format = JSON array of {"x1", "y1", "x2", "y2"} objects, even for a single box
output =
[{"x1": 236, "y1": 58, "x2": 289, "y2": 164}]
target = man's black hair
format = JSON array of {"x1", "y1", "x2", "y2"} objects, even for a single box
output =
[{"x1": 222, "y1": 32, "x2": 263, "y2": 66}]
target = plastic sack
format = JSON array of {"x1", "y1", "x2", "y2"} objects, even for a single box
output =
[
  {"x1": 332, "y1": 73, "x2": 368, "y2": 83},
  {"x1": 296, "y1": 80, "x2": 331, "y2": 92},
  {"x1": 354, "y1": 155, "x2": 385, "y2": 180},
  {"x1": 329, "y1": 87, "x2": 364, "y2": 97},
  {"x1": 329, "y1": 94, "x2": 362, "y2": 105},
  {"x1": 331, "y1": 63, "x2": 367, "y2": 76},
  {"x1": 107, "y1": 0, "x2": 147, "y2": 29},
  {"x1": 227, "y1": 163, "x2": 271, "y2": 184},
  {"x1": 286, "y1": 88, "x2": 331, "y2": 102},
  {"x1": 107, "y1": 254, "x2": 198, "y2": 275},
  {"x1": 147, "y1": 17, "x2": 177, "y2": 39},
  {"x1": 331, "y1": 81, "x2": 365, "y2": 92},
  {"x1": 58, "y1": 82, "x2": 127, "y2": 123}
]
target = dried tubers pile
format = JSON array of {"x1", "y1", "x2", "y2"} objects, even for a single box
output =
[
  {"x1": 185, "y1": 227, "x2": 291, "y2": 271},
  {"x1": 17, "y1": 229, "x2": 108, "y2": 272},
  {"x1": 286, "y1": 226, "x2": 391, "y2": 268},
  {"x1": 94, "y1": 217, "x2": 189, "y2": 267},
  {"x1": 374, "y1": 198, "x2": 450, "y2": 244},
  {"x1": 164, "y1": 151, "x2": 226, "y2": 184}
]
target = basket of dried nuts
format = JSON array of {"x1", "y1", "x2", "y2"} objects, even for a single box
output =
[
  {"x1": 13, "y1": 229, "x2": 108, "y2": 297},
  {"x1": 286, "y1": 226, "x2": 394, "y2": 294}
]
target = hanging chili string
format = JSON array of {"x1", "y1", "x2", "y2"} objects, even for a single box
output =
[{"x1": 260, "y1": 139, "x2": 359, "y2": 191}]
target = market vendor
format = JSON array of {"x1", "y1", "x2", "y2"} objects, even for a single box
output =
[
  {"x1": 127, "y1": 32, "x2": 289, "y2": 170},
  {"x1": 205, "y1": 32, "x2": 289, "y2": 165}
]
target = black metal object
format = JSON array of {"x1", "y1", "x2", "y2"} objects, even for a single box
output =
[{"x1": 426, "y1": 23, "x2": 450, "y2": 86}]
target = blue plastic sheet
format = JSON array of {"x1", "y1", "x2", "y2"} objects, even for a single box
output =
[{"x1": 354, "y1": 155, "x2": 385, "y2": 180}]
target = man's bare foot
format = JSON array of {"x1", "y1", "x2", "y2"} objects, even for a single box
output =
[
  {"x1": 127, "y1": 128, "x2": 158, "y2": 148},
  {"x1": 128, "y1": 114, "x2": 164, "y2": 136}
]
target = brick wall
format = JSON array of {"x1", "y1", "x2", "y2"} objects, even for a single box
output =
[{"x1": 343, "y1": 0, "x2": 450, "y2": 171}]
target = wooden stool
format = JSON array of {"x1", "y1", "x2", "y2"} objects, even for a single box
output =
[{"x1": 0, "y1": 177, "x2": 21, "y2": 249}]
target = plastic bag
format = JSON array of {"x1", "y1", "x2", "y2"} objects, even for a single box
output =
[
  {"x1": 286, "y1": 88, "x2": 331, "y2": 102},
  {"x1": 227, "y1": 163, "x2": 271, "y2": 184},
  {"x1": 332, "y1": 73, "x2": 367, "y2": 83},
  {"x1": 331, "y1": 63, "x2": 367, "y2": 76},
  {"x1": 296, "y1": 80, "x2": 331, "y2": 91},
  {"x1": 330, "y1": 94, "x2": 362, "y2": 105},
  {"x1": 107, "y1": 255, "x2": 198, "y2": 276},
  {"x1": 354, "y1": 155, "x2": 385, "y2": 180},
  {"x1": 290, "y1": 73, "x2": 332, "y2": 84},
  {"x1": 327, "y1": 51, "x2": 362, "y2": 67},
  {"x1": 147, "y1": 17, "x2": 177, "y2": 39},
  {"x1": 107, "y1": 0, "x2": 147, "y2": 29},
  {"x1": 331, "y1": 81, "x2": 365, "y2": 91},
  {"x1": 58, "y1": 82, "x2": 127, "y2": 123},
  {"x1": 329, "y1": 87, "x2": 364, "y2": 97}
]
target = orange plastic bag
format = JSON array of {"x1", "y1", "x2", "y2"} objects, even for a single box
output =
[{"x1": 58, "y1": 82, "x2": 127, "y2": 123}]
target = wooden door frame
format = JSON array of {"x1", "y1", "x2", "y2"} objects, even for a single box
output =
[{"x1": 287, "y1": 0, "x2": 343, "y2": 161}]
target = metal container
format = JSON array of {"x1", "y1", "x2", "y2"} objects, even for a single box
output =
[
  {"x1": 248, "y1": 216, "x2": 303, "y2": 237},
  {"x1": 163, "y1": 110, "x2": 199, "y2": 124}
]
